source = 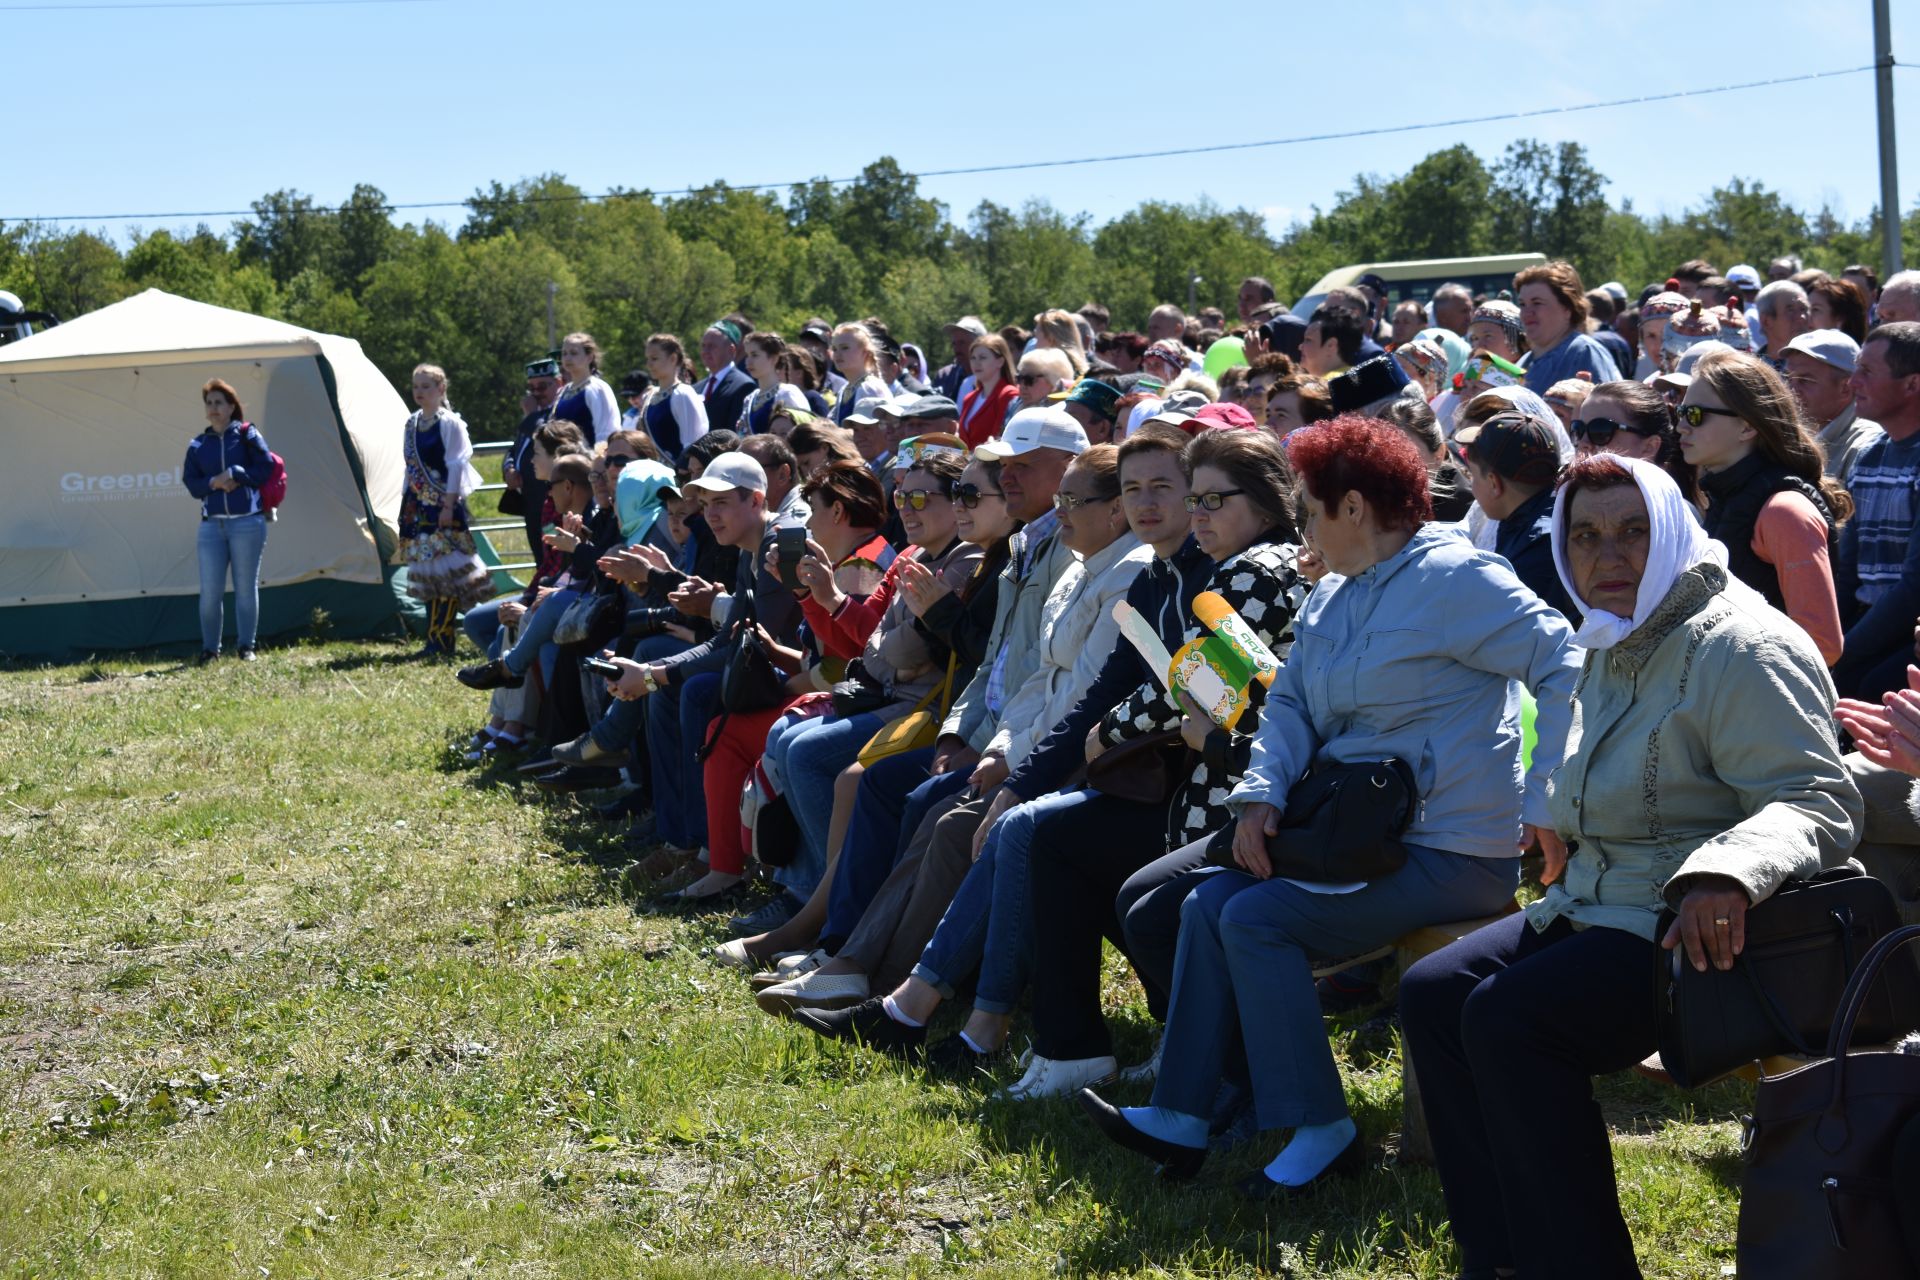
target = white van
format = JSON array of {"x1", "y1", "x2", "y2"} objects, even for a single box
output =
[{"x1": 1291, "y1": 253, "x2": 1547, "y2": 319}]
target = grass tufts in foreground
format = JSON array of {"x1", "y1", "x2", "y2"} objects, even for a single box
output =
[{"x1": 0, "y1": 642, "x2": 1750, "y2": 1277}]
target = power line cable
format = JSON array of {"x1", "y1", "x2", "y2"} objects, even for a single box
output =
[
  {"x1": 0, "y1": 0, "x2": 435, "y2": 10},
  {"x1": 2, "y1": 61, "x2": 1885, "y2": 224}
]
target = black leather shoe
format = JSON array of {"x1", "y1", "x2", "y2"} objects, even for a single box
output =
[
  {"x1": 1077, "y1": 1088, "x2": 1206, "y2": 1180},
  {"x1": 1233, "y1": 1131, "x2": 1366, "y2": 1201},
  {"x1": 456, "y1": 659, "x2": 522, "y2": 690},
  {"x1": 649, "y1": 882, "x2": 754, "y2": 915},
  {"x1": 531, "y1": 765, "x2": 623, "y2": 793},
  {"x1": 924, "y1": 1033, "x2": 1011, "y2": 1078},
  {"x1": 791, "y1": 998, "x2": 927, "y2": 1060}
]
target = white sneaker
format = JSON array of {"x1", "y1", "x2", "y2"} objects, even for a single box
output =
[
  {"x1": 755, "y1": 969, "x2": 869, "y2": 1016},
  {"x1": 749, "y1": 949, "x2": 824, "y2": 990},
  {"x1": 711, "y1": 938, "x2": 756, "y2": 971},
  {"x1": 1119, "y1": 1032, "x2": 1164, "y2": 1084},
  {"x1": 996, "y1": 1053, "x2": 1118, "y2": 1101}
]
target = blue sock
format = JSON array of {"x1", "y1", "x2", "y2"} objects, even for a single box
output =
[
  {"x1": 1262, "y1": 1116, "x2": 1358, "y2": 1186},
  {"x1": 1118, "y1": 1105, "x2": 1206, "y2": 1150}
]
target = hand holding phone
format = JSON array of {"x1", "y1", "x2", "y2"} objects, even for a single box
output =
[{"x1": 776, "y1": 526, "x2": 808, "y2": 591}]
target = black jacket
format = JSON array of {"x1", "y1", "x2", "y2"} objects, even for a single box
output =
[
  {"x1": 703, "y1": 365, "x2": 757, "y2": 439},
  {"x1": 1494, "y1": 485, "x2": 1579, "y2": 622}
]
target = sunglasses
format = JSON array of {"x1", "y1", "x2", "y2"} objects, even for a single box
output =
[
  {"x1": 1017, "y1": 373, "x2": 1046, "y2": 386},
  {"x1": 1053, "y1": 490, "x2": 1117, "y2": 513},
  {"x1": 953, "y1": 482, "x2": 1003, "y2": 509},
  {"x1": 1677, "y1": 404, "x2": 1744, "y2": 428},
  {"x1": 1185, "y1": 488, "x2": 1246, "y2": 512},
  {"x1": 896, "y1": 487, "x2": 951, "y2": 511},
  {"x1": 1570, "y1": 417, "x2": 1659, "y2": 446}
]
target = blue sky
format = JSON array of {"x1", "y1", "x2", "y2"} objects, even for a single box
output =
[{"x1": 7, "y1": 0, "x2": 1919, "y2": 244}]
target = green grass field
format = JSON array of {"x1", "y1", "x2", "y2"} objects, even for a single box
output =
[{"x1": 0, "y1": 642, "x2": 1751, "y2": 1278}]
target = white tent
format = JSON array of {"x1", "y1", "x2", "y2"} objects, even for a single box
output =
[{"x1": 0, "y1": 289, "x2": 408, "y2": 657}]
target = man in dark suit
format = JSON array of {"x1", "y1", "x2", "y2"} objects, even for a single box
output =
[{"x1": 698, "y1": 319, "x2": 758, "y2": 434}]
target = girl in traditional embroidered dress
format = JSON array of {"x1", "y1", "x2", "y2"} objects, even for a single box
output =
[{"x1": 397, "y1": 363, "x2": 490, "y2": 655}]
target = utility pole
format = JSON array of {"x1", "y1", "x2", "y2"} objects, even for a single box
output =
[
  {"x1": 545, "y1": 281, "x2": 558, "y2": 351},
  {"x1": 1187, "y1": 271, "x2": 1202, "y2": 315},
  {"x1": 1875, "y1": 0, "x2": 1903, "y2": 279}
]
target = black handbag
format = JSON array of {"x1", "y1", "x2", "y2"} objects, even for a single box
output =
[
  {"x1": 718, "y1": 589, "x2": 788, "y2": 715},
  {"x1": 1086, "y1": 730, "x2": 1189, "y2": 806},
  {"x1": 1656, "y1": 866, "x2": 1915, "y2": 1088},
  {"x1": 1737, "y1": 923, "x2": 1920, "y2": 1279},
  {"x1": 829, "y1": 660, "x2": 893, "y2": 718},
  {"x1": 1206, "y1": 757, "x2": 1417, "y2": 882},
  {"x1": 496, "y1": 485, "x2": 526, "y2": 518}
]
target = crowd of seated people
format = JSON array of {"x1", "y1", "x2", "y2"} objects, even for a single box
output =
[{"x1": 433, "y1": 262, "x2": 1920, "y2": 1277}]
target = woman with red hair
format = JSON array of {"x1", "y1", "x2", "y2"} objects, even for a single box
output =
[{"x1": 1080, "y1": 414, "x2": 1584, "y2": 1201}]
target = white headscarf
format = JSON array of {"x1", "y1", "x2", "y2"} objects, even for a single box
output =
[{"x1": 1549, "y1": 454, "x2": 1727, "y2": 650}]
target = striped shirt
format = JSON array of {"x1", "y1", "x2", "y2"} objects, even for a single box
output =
[{"x1": 1845, "y1": 433, "x2": 1920, "y2": 608}]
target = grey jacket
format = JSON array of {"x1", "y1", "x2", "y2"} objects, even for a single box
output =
[
  {"x1": 942, "y1": 524, "x2": 1077, "y2": 753},
  {"x1": 1530, "y1": 563, "x2": 1863, "y2": 942}
]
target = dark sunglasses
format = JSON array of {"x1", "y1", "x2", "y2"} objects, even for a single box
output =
[
  {"x1": 1570, "y1": 417, "x2": 1659, "y2": 446},
  {"x1": 1185, "y1": 488, "x2": 1246, "y2": 512},
  {"x1": 1677, "y1": 404, "x2": 1744, "y2": 428},
  {"x1": 1017, "y1": 373, "x2": 1046, "y2": 386},
  {"x1": 953, "y1": 482, "x2": 1003, "y2": 509}
]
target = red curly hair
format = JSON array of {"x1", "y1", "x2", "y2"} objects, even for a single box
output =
[{"x1": 1285, "y1": 413, "x2": 1432, "y2": 532}]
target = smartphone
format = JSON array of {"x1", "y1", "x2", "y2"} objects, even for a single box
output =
[
  {"x1": 776, "y1": 526, "x2": 808, "y2": 590},
  {"x1": 580, "y1": 655, "x2": 624, "y2": 678}
]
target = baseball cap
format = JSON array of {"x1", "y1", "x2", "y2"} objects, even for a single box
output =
[
  {"x1": 943, "y1": 315, "x2": 989, "y2": 339},
  {"x1": 1782, "y1": 328, "x2": 1861, "y2": 374},
  {"x1": 1355, "y1": 272, "x2": 1390, "y2": 297},
  {"x1": 1192, "y1": 402, "x2": 1259, "y2": 432},
  {"x1": 1140, "y1": 389, "x2": 1215, "y2": 432},
  {"x1": 619, "y1": 368, "x2": 650, "y2": 395},
  {"x1": 1652, "y1": 340, "x2": 1736, "y2": 393},
  {"x1": 683, "y1": 450, "x2": 767, "y2": 496},
  {"x1": 1600, "y1": 281, "x2": 1630, "y2": 306},
  {"x1": 973, "y1": 406, "x2": 1090, "y2": 460},
  {"x1": 1727, "y1": 264, "x2": 1763, "y2": 292},
  {"x1": 525, "y1": 357, "x2": 561, "y2": 379},
  {"x1": 901, "y1": 393, "x2": 960, "y2": 421},
  {"x1": 874, "y1": 394, "x2": 917, "y2": 420},
  {"x1": 799, "y1": 319, "x2": 833, "y2": 343},
  {"x1": 842, "y1": 394, "x2": 890, "y2": 426},
  {"x1": 1053, "y1": 378, "x2": 1121, "y2": 419},
  {"x1": 1456, "y1": 410, "x2": 1562, "y2": 487}
]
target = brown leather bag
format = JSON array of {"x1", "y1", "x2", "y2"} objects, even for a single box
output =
[{"x1": 1085, "y1": 730, "x2": 1188, "y2": 806}]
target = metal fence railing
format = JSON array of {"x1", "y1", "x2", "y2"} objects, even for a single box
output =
[{"x1": 470, "y1": 440, "x2": 535, "y2": 590}]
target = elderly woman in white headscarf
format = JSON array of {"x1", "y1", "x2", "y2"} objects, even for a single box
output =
[{"x1": 1399, "y1": 452, "x2": 1861, "y2": 1280}]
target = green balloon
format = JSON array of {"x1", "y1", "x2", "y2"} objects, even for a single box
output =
[
  {"x1": 1520, "y1": 690, "x2": 1538, "y2": 772},
  {"x1": 1202, "y1": 336, "x2": 1248, "y2": 380}
]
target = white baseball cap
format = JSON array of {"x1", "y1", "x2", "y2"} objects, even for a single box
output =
[
  {"x1": 842, "y1": 394, "x2": 888, "y2": 427},
  {"x1": 973, "y1": 406, "x2": 1091, "y2": 460},
  {"x1": 1782, "y1": 328, "x2": 1861, "y2": 375},
  {"x1": 683, "y1": 450, "x2": 767, "y2": 495}
]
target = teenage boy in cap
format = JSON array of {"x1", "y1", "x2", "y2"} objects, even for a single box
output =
[
  {"x1": 1457, "y1": 410, "x2": 1577, "y2": 620},
  {"x1": 1055, "y1": 378, "x2": 1122, "y2": 444},
  {"x1": 595, "y1": 450, "x2": 809, "y2": 906},
  {"x1": 1783, "y1": 330, "x2": 1883, "y2": 484},
  {"x1": 699, "y1": 320, "x2": 758, "y2": 433},
  {"x1": 503, "y1": 356, "x2": 566, "y2": 558},
  {"x1": 757, "y1": 406, "x2": 1090, "y2": 1015},
  {"x1": 936, "y1": 317, "x2": 986, "y2": 402}
]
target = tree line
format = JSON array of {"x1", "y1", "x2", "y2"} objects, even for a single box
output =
[{"x1": 3, "y1": 142, "x2": 1912, "y2": 442}]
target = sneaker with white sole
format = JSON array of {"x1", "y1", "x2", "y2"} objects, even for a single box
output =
[
  {"x1": 728, "y1": 891, "x2": 801, "y2": 938},
  {"x1": 750, "y1": 948, "x2": 825, "y2": 990},
  {"x1": 1119, "y1": 1032, "x2": 1164, "y2": 1084},
  {"x1": 755, "y1": 969, "x2": 869, "y2": 1017},
  {"x1": 996, "y1": 1053, "x2": 1118, "y2": 1101},
  {"x1": 711, "y1": 938, "x2": 756, "y2": 971}
]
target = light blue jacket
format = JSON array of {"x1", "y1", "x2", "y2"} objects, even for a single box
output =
[{"x1": 1228, "y1": 522, "x2": 1583, "y2": 860}]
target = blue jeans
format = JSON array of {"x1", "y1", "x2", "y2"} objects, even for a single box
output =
[
  {"x1": 821, "y1": 750, "x2": 965, "y2": 951},
  {"x1": 764, "y1": 711, "x2": 887, "y2": 899},
  {"x1": 643, "y1": 669, "x2": 719, "y2": 849},
  {"x1": 1153, "y1": 844, "x2": 1520, "y2": 1130},
  {"x1": 463, "y1": 600, "x2": 504, "y2": 654},
  {"x1": 911, "y1": 788, "x2": 1085, "y2": 1013},
  {"x1": 503, "y1": 588, "x2": 579, "y2": 682},
  {"x1": 196, "y1": 513, "x2": 267, "y2": 652}
]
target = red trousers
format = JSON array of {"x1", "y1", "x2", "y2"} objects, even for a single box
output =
[{"x1": 701, "y1": 698, "x2": 801, "y2": 874}]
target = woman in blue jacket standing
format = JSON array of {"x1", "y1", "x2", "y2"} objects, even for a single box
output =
[{"x1": 182, "y1": 379, "x2": 275, "y2": 663}]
